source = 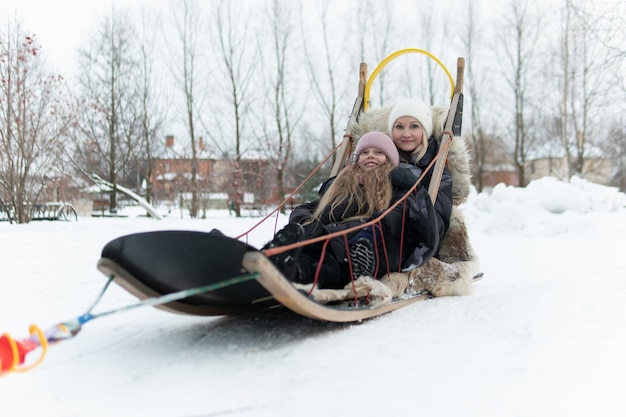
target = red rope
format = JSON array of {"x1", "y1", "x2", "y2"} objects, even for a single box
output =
[
  {"x1": 235, "y1": 142, "x2": 343, "y2": 241},
  {"x1": 261, "y1": 150, "x2": 439, "y2": 259},
  {"x1": 398, "y1": 197, "x2": 408, "y2": 272},
  {"x1": 342, "y1": 235, "x2": 360, "y2": 305},
  {"x1": 238, "y1": 138, "x2": 450, "y2": 301},
  {"x1": 309, "y1": 239, "x2": 331, "y2": 295}
]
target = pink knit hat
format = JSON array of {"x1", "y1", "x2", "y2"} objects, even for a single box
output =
[{"x1": 354, "y1": 131, "x2": 399, "y2": 167}]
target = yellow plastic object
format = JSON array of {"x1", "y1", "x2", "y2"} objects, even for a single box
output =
[
  {"x1": 363, "y1": 48, "x2": 455, "y2": 110},
  {"x1": 11, "y1": 325, "x2": 49, "y2": 373}
]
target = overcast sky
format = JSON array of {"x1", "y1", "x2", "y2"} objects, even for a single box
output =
[
  {"x1": 2, "y1": 0, "x2": 160, "y2": 74},
  {"x1": 3, "y1": 0, "x2": 622, "y2": 153},
  {"x1": 4, "y1": 0, "x2": 621, "y2": 76}
]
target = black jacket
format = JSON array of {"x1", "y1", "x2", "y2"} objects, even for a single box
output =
[
  {"x1": 395, "y1": 136, "x2": 453, "y2": 269},
  {"x1": 288, "y1": 136, "x2": 452, "y2": 285}
]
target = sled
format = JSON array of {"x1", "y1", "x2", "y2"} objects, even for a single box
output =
[
  {"x1": 97, "y1": 230, "x2": 440, "y2": 322},
  {"x1": 97, "y1": 49, "x2": 480, "y2": 323}
]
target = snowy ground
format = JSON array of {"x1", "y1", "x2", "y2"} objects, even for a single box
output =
[{"x1": 1, "y1": 176, "x2": 626, "y2": 417}]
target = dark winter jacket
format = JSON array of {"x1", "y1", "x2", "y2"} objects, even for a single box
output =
[
  {"x1": 287, "y1": 138, "x2": 451, "y2": 288},
  {"x1": 289, "y1": 177, "x2": 369, "y2": 285},
  {"x1": 396, "y1": 136, "x2": 453, "y2": 269}
]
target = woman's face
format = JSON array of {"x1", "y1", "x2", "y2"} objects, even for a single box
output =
[
  {"x1": 391, "y1": 116, "x2": 424, "y2": 153},
  {"x1": 357, "y1": 147, "x2": 388, "y2": 170}
]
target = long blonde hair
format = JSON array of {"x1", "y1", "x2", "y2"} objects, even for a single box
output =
[
  {"x1": 310, "y1": 160, "x2": 395, "y2": 223},
  {"x1": 409, "y1": 134, "x2": 429, "y2": 161}
]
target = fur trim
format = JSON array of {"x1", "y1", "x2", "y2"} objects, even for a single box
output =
[
  {"x1": 292, "y1": 276, "x2": 393, "y2": 306},
  {"x1": 409, "y1": 206, "x2": 480, "y2": 297},
  {"x1": 379, "y1": 272, "x2": 410, "y2": 298},
  {"x1": 407, "y1": 257, "x2": 476, "y2": 297},
  {"x1": 438, "y1": 206, "x2": 478, "y2": 263},
  {"x1": 348, "y1": 105, "x2": 472, "y2": 205}
]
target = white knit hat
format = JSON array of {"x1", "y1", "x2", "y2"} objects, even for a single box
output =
[
  {"x1": 354, "y1": 131, "x2": 399, "y2": 166},
  {"x1": 387, "y1": 99, "x2": 433, "y2": 139}
]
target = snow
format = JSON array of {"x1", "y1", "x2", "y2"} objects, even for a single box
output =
[{"x1": 1, "y1": 176, "x2": 626, "y2": 417}]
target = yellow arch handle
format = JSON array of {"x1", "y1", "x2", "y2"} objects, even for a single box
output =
[{"x1": 364, "y1": 48, "x2": 455, "y2": 110}]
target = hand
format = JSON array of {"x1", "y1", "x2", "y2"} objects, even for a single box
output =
[{"x1": 390, "y1": 168, "x2": 418, "y2": 189}]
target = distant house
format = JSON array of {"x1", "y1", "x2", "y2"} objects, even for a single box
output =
[
  {"x1": 469, "y1": 133, "x2": 613, "y2": 189},
  {"x1": 479, "y1": 165, "x2": 519, "y2": 189},
  {"x1": 149, "y1": 157, "x2": 276, "y2": 209},
  {"x1": 525, "y1": 156, "x2": 612, "y2": 186},
  {"x1": 476, "y1": 156, "x2": 612, "y2": 189},
  {"x1": 468, "y1": 135, "x2": 519, "y2": 190}
]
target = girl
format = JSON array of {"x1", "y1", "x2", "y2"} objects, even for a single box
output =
[{"x1": 267, "y1": 131, "x2": 407, "y2": 289}]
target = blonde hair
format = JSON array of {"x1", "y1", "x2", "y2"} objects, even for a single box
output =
[
  {"x1": 310, "y1": 161, "x2": 395, "y2": 223},
  {"x1": 408, "y1": 134, "x2": 429, "y2": 161}
]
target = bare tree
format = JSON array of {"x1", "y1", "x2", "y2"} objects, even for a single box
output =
[
  {"x1": 73, "y1": 10, "x2": 140, "y2": 213},
  {"x1": 460, "y1": 1, "x2": 489, "y2": 191},
  {"x1": 419, "y1": 7, "x2": 439, "y2": 105},
  {"x1": 544, "y1": 0, "x2": 614, "y2": 183},
  {"x1": 564, "y1": 0, "x2": 625, "y2": 189},
  {"x1": 569, "y1": 0, "x2": 625, "y2": 72},
  {"x1": 209, "y1": 0, "x2": 256, "y2": 217},
  {"x1": 300, "y1": 0, "x2": 352, "y2": 166},
  {"x1": 259, "y1": 0, "x2": 305, "y2": 213},
  {"x1": 355, "y1": 0, "x2": 369, "y2": 63},
  {"x1": 558, "y1": 0, "x2": 574, "y2": 180},
  {"x1": 606, "y1": 119, "x2": 626, "y2": 191},
  {"x1": 135, "y1": 9, "x2": 167, "y2": 208},
  {"x1": 567, "y1": 1, "x2": 591, "y2": 178},
  {"x1": 0, "y1": 22, "x2": 72, "y2": 223},
  {"x1": 354, "y1": 0, "x2": 394, "y2": 106},
  {"x1": 496, "y1": 0, "x2": 542, "y2": 186},
  {"x1": 168, "y1": 0, "x2": 205, "y2": 218}
]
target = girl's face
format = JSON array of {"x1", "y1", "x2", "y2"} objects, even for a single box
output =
[
  {"x1": 357, "y1": 147, "x2": 388, "y2": 170},
  {"x1": 391, "y1": 116, "x2": 424, "y2": 152}
]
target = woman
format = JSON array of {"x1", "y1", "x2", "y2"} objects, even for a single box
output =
[{"x1": 386, "y1": 99, "x2": 453, "y2": 269}]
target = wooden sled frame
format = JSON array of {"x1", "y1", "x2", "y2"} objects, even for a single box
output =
[{"x1": 243, "y1": 252, "x2": 431, "y2": 322}]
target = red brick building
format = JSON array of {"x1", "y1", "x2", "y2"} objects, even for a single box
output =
[{"x1": 150, "y1": 157, "x2": 276, "y2": 209}]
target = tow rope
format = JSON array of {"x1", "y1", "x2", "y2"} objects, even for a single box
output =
[{"x1": 0, "y1": 272, "x2": 259, "y2": 376}]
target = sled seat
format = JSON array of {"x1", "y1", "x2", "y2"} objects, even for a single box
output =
[{"x1": 97, "y1": 230, "x2": 279, "y2": 316}]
